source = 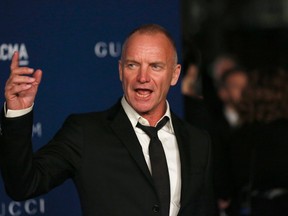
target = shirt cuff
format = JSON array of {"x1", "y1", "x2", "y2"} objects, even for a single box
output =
[{"x1": 4, "y1": 102, "x2": 33, "y2": 118}]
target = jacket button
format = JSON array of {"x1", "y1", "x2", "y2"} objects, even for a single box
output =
[{"x1": 152, "y1": 204, "x2": 160, "y2": 213}]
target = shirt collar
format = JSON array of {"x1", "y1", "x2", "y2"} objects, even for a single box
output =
[{"x1": 121, "y1": 96, "x2": 174, "y2": 134}]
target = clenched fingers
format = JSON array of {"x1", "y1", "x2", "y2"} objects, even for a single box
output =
[{"x1": 5, "y1": 83, "x2": 33, "y2": 98}]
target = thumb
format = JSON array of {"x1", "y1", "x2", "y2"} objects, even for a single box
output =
[{"x1": 33, "y1": 69, "x2": 43, "y2": 85}]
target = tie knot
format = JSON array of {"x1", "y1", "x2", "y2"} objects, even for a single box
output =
[{"x1": 136, "y1": 116, "x2": 169, "y2": 139}]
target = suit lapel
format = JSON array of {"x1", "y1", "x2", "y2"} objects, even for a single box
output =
[{"x1": 108, "y1": 102, "x2": 154, "y2": 186}]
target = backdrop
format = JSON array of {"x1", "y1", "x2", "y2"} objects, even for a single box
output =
[{"x1": 0, "y1": 1, "x2": 182, "y2": 215}]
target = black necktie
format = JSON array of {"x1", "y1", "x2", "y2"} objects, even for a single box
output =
[{"x1": 137, "y1": 117, "x2": 170, "y2": 216}]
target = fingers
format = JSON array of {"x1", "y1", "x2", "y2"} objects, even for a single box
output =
[
  {"x1": 6, "y1": 75, "x2": 35, "y2": 86},
  {"x1": 5, "y1": 52, "x2": 43, "y2": 110},
  {"x1": 5, "y1": 74, "x2": 35, "y2": 94},
  {"x1": 5, "y1": 83, "x2": 33, "y2": 97},
  {"x1": 8, "y1": 52, "x2": 41, "y2": 86},
  {"x1": 10, "y1": 52, "x2": 34, "y2": 76},
  {"x1": 7, "y1": 69, "x2": 43, "y2": 87},
  {"x1": 11, "y1": 67, "x2": 35, "y2": 76},
  {"x1": 10, "y1": 52, "x2": 19, "y2": 71},
  {"x1": 33, "y1": 69, "x2": 43, "y2": 85},
  {"x1": 6, "y1": 69, "x2": 42, "y2": 92}
]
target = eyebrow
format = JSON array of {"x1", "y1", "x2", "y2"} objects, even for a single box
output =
[
  {"x1": 150, "y1": 61, "x2": 165, "y2": 65},
  {"x1": 122, "y1": 59, "x2": 140, "y2": 65},
  {"x1": 123, "y1": 59, "x2": 166, "y2": 67}
]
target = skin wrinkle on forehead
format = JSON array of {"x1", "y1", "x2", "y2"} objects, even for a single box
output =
[{"x1": 121, "y1": 32, "x2": 178, "y2": 67}]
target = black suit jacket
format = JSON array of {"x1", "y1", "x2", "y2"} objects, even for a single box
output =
[{"x1": 0, "y1": 101, "x2": 215, "y2": 216}]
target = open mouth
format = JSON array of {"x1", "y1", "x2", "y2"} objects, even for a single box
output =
[{"x1": 135, "y1": 89, "x2": 152, "y2": 98}]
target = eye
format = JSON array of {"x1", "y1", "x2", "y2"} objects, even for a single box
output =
[
  {"x1": 126, "y1": 62, "x2": 138, "y2": 69},
  {"x1": 151, "y1": 63, "x2": 163, "y2": 71}
]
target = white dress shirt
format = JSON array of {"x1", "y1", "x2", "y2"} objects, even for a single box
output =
[{"x1": 121, "y1": 97, "x2": 181, "y2": 216}]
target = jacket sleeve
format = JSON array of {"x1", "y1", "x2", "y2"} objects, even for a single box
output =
[{"x1": 0, "y1": 109, "x2": 82, "y2": 201}]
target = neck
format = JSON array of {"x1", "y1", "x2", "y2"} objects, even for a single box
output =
[
  {"x1": 140, "y1": 106, "x2": 167, "y2": 127},
  {"x1": 142, "y1": 115, "x2": 161, "y2": 127}
]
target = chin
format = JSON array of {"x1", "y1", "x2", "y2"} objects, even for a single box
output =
[
  {"x1": 132, "y1": 103, "x2": 153, "y2": 115},
  {"x1": 135, "y1": 106, "x2": 152, "y2": 114}
]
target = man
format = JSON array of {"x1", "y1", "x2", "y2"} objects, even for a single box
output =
[
  {"x1": 1, "y1": 24, "x2": 214, "y2": 216},
  {"x1": 212, "y1": 68, "x2": 248, "y2": 215},
  {"x1": 217, "y1": 68, "x2": 248, "y2": 128}
]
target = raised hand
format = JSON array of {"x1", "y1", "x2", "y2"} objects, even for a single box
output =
[{"x1": 5, "y1": 52, "x2": 42, "y2": 110}]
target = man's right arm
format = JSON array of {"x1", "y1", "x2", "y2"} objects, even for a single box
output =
[
  {"x1": 0, "y1": 107, "x2": 35, "y2": 200},
  {"x1": 0, "y1": 51, "x2": 42, "y2": 200},
  {"x1": 1, "y1": 52, "x2": 81, "y2": 201}
]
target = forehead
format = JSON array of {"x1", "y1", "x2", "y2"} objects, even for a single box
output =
[
  {"x1": 228, "y1": 72, "x2": 247, "y2": 81},
  {"x1": 123, "y1": 32, "x2": 174, "y2": 59}
]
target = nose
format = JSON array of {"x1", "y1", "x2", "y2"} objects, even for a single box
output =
[{"x1": 137, "y1": 66, "x2": 150, "y2": 83}]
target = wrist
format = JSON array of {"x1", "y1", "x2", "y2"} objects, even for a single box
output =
[{"x1": 4, "y1": 102, "x2": 34, "y2": 118}]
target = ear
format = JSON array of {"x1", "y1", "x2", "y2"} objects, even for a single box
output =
[
  {"x1": 170, "y1": 64, "x2": 181, "y2": 86},
  {"x1": 118, "y1": 60, "x2": 123, "y2": 81}
]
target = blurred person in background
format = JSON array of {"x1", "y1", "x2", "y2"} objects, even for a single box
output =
[
  {"x1": 182, "y1": 53, "x2": 240, "y2": 130},
  {"x1": 230, "y1": 67, "x2": 288, "y2": 216},
  {"x1": 181, "y1": 52, "x2": 212, "y2": 131},
  {"x1": 212, "y1": 54, "x2": 238, "y2": 86},
  {"x1": 181, "y1": 52, "x2": 248, "y2": 216},
  {"x1": 212, "y1": 68, "x2": 248, "y2": 216},
  {"x1": 217, "y1": 68, "x2": 248, "y2": 128},
  {"x1": 181, "y1": 62, "x2": 202, "y2": 98},
  {"x1": 202, "y1": 54, "x2": 239, "y2": 120}
]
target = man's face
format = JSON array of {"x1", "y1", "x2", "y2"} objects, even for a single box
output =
[
  {"x1": 219, "y1": 72, "x2": 248, "y2": 105},
  {"x1": 119, "y1": 32, "x2": 181, "y2": 118},
  {"x1": 226, "y1": 72, "x2": 247, "y2": 103}
]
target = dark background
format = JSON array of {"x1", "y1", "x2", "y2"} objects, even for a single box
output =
[{"x1": 181, "y1": 0, "x2": 288, "y2": 72}]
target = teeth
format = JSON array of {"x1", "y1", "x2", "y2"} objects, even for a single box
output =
[
  {"x1": 136, "y1": 90, "x2": 151, "y2": 98},
  {"x1": 136, "y1": 92, "x2": 150, "y2": 98}
]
